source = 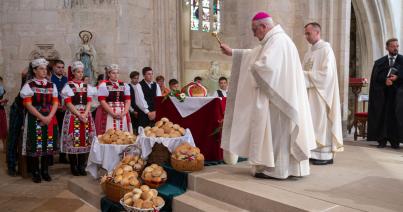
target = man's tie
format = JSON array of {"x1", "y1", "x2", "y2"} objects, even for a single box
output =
[{"x1": 389, "y1": 57, "x2": 394, "y2": 67}]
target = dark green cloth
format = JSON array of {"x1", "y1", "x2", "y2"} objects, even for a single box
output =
[
  {"x1": 157, "y1": 165, "x2": 188, "y2": 211},
  {"x1": 99, "y1": 160, "x2": 248, "y2": 211},
  {"x1": 100, "y1": 197, "x2": 123, "y2": 212}
]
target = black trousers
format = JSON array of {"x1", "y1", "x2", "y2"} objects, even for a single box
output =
[
  {"x1": 7, "y1": 102, "x2": 24, "y2": 171},
  {"x1": 130, "y1": 112, "x2": 139, "y2": 134},
  {"x1": 55, "y1": 110, "x2": 67, "y2": 161},
  {"x1": 137, "y1": 110, "x2": 154, "y2": 128}
]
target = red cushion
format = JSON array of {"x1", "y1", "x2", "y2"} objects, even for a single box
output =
[{"x1": 355, "y1": 112, "x2": 368, "y2": 117}]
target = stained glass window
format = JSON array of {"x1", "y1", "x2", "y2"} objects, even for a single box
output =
[
  {"x1": 212, "y1": 0, "x2": 220, "y2": 31},
  {"x1": 190, "y1": 0, "x2": 221, "y2": 32},
  {"x1": 191, "y1": 0, "x2": 199, "y2": 31},
  {"x1": 201, "y1": 0, "x2": 210, "y2": 32}
]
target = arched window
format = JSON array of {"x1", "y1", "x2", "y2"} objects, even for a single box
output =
[{"x1": 191, "y1": 0, "x2": 221, "y2": 32}]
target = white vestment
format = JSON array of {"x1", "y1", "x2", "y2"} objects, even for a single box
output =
[
  {"x1": 221, "y1": 25, "x2": 316, "y2": 179},
  {"x1": 302, "y1": 40, "x2": 344, "y2": 160}
]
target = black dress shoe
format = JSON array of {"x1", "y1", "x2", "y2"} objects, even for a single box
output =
[
  {"x1": 309, "y1": 158, "x2": 317, "y2": 162},
  {"x1": 41, "y1": 171, "x2": 52, "y2": 182},
  {"x1": 312, "y1": 159, "x2": 333, "y2": 165},
  {"x1": 32, "y1": 171, "x2": 41, "y2": 183},
  {"x1": 391, "y1": 144, "x2": 400, "y2": 149},
  {"x1": 377, "y1": 142, "x2": 386, "y2": 148},
  {"x1": 254, "y1": 173, "x2": 279, "y2": 180}
]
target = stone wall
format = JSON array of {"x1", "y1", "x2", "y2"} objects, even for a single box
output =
[{"x1": 0, "y1": 0, "x2": 169, "y2": 100}]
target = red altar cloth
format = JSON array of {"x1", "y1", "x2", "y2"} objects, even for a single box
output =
[{"x1": 155, "y1": 97, "x2": 225, "y2": 161}]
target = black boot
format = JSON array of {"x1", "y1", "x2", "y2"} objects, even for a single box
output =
[
  {"x1": 30, "y1": 157, "x2": 41, "y2": 183},
  {"x1": 41, "y1": 155, "x2": 52, "y2": 182},
  {"x1": 377, "y1": 140, "x2": 387, "y2": 148},
  {"x1": 390, "y1": 140, "x2": 400, "y2": 149},
  {"x1": 68, "y1": 154, "x2": 79, "y2": 176},
  {"x1": 7, "y1": 163, "x2": 17, "y2": 177},
  {"x1": 77, "y1": 153, "x2": 88, "y2": 176}
]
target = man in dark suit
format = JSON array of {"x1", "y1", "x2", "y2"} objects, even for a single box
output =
[
  {"x1": 368, "y1": 38, "x2": 403, "y2": 149},
  {"x1": 128, "y1": 71, "x2": 140, "y2": 133}
]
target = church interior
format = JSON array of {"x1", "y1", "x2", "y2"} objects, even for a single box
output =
[{"x1": 0, "y1": 0, "x2": 402, "y2": 211}]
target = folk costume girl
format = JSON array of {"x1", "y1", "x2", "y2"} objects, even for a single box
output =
[
  {"x1": 0, "y1": 77, "x2": 8, "y2": 150},
  {"x1": 60, "y1": 61, "x2": 96, "y2": 176},
  {"x1": 20, "y1": 58, "x2": 59, "y2": 183},
  {"x1": 96, "y1": 64, "x2": 132, "y2": 135}
]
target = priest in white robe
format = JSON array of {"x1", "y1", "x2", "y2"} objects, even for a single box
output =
[
  {"x1": 302, "y1": 22, "x2": 344, "y2": 165},
  {"x1": 220, "y1": 12, "x2": 316, "y2": 179}
]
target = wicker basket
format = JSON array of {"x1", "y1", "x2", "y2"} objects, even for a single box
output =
[
  {"x1": 120, "y1": 198, "x2": 165, "y2": 212},
  {"x1": 101, "y1": 180, "x2": 139, "y2": 202},
  {"x1": 171, "y1": 157, "x2": 204, "y2": 172},
  {"x1": 147, "y1": 143, "x2": 171, "y2": 165}
]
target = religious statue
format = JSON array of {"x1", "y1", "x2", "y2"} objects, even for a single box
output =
[
  {"x1": 76, "y1": 30, "x2": 97, "y2": 84},
  {"x1": 208, "y1": 60, "x2": 221, "y2": 81},
  {"x1": 205, "y1": 60, "x2": 227, "y2": 95}
]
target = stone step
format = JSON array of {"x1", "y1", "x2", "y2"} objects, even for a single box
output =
[
  {"x1": 68, "y1": 176, "x2": 103, "y2": 210},
  {"x1": 187, "y1": 164, "x2": 361, "y2": 212},
  {"x1": 173, "y1": 190, "x2": 248, "y2": 212}
]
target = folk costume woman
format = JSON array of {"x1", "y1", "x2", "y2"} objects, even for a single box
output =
[
  {"x1": 96, "y1": 64, "x2": 132, "y2": 135},
  {"x1": 20, "y1": 58, "x2": 59, "y2": 183},
  {"x1": 60, "y1": 61, "x2": 96, "y2": 176}
]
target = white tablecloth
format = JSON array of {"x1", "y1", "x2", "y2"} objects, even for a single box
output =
[
  {"x1": 137, "y1": 127, "x2": 196, "y2": 159},
  {"x1": 169, "y1": 96, "x2": 216, "y2": 118},
  {"x1": 86, "y1": 137, "x2": 139, "y2": 179}
]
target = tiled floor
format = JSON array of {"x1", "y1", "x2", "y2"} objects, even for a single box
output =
[
  {"x1": 1, "y1": 134, "x2": 401, "y2": 211},
  {"x1": 0, "y1": 148, "x2": 97, "y2": 212}
]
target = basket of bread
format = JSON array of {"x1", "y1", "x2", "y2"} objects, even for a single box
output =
[
  {"x1": 120, "y1": 185, "x2": 165, "y2": 212},
  {"x1": 98, "y1": 129, "x2": 137, "y2": 145},
  {"x1": 141, "y1": 164, "x2": 167, "y2": 188},
  {"x1": 143, "y1": 117, "x2": 186, "y2": 138},
  {"x1": 171, "y1": 143, "x2": 204, "y2": 172},
  {"x1": 140, "y1": 117, "x2": 192, "y2": 165},
  {"x1": 101, "y1": 156, "x2": 144, "y2": 202}
]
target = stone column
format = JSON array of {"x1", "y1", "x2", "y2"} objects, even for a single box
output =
[{"x1": 152, "y1": 0, "x2": 181, "y2": 82}]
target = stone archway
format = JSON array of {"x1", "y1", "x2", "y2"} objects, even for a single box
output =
[
  {"x1": 352, "y1": 0, "x2": 395, "y2": 78},
  {"x1": 28, "y1": 44, "x2": 61, "y2": 76},
  {"x1": 347, "y1": 0, "x2": 395, "y2": 134},
  {"x1": 29, "y1": 44, "x2": 61, "y2": 61}
]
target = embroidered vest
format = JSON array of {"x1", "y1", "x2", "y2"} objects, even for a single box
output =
[
  {"x1": 28, "y1": 80, "x2": 54, "y2": 112},
  {"x1": 106, "y1": 81, "x2": 125, "y2": 103},
  {"x1": 139, "y1": 80, "x2": 157, "y2": 111},
  {"x1": 68, "y1": 82, "x2": 88, "y2": 105}
]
